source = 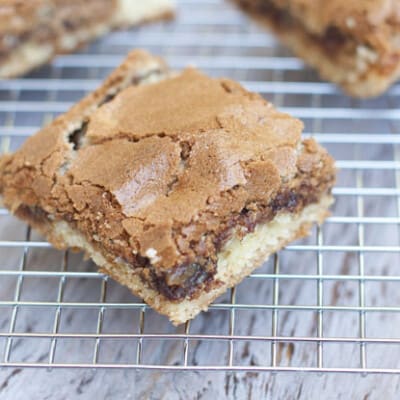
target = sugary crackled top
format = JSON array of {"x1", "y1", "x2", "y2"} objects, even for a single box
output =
[
  {"x1": 268, "y1": 0, "x2": 400, "y2": 51},
  {"x1": 0, "y1": 67, "x2": 329, "y2": 270}
]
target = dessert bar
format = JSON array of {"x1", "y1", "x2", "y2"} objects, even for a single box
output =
[
  {"x1": 233, "y1": 0, "x2": 400, "y2": 98},
  {"x1": 0, "y1": 50, "x2": 336, "y2": 324},
  {"x1": 0, "y1": 0, "x2": 174, "y2": 78}
]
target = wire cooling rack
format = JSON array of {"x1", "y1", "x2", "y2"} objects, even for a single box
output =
[{"x1": 1, "y1": 0, "x2": 400, "y2": 374}]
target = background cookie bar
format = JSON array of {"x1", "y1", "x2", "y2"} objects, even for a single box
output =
[
  {"x1": 233, "y1": 0, "x2": 400, "y2": 98},
  {"x1": 0, "y1": 0, "x2": 174, "y2": 78},
  {"x1": 0, "y1": 50, "x2": 336, "y2": 325}
]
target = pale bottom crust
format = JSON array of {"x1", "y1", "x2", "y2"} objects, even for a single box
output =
[
  {"x1": 245, "y1": 10, "x2": 400, "y2": 98},
  {"x1": 0, "y1": 0, "x2": 174, "y2": 78},
  {"x1": 49, "y1": 195, "x2": 333, "y2": 325}
]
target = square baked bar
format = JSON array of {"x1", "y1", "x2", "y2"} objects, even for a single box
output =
[
  {"x1": 233, "y1": 0, "x2": 400, "y2": 98},
  {"x1": 0, "y1": 50, "x2": 336, "y2": 324},
  {"x1": 0, "y1": 0, "x2": 174, "y2": 78}
]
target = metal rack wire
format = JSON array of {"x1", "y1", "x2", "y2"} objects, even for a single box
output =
[{"x1": 1, "y1": 0, "x2": 400, "y2": 373}]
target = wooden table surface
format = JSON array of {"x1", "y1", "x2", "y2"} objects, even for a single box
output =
[{"x1": 1, "y1": 1, "x2": 400, "y2": 398}]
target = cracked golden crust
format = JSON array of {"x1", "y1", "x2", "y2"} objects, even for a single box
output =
[
  {"x1": 0, "y1": 50, "x2": 168, "y2": 182},
  {"x1": 0, "y1": 50, "x2": 335, "y2": 296}
]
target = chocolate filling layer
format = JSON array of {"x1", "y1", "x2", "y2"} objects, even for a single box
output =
[
  {"x1": 146, "y1": 181, "x2": 329, "y2": 301},
  {"x1": 14, "y1": 178, "x2": 332, "y2": 302}
]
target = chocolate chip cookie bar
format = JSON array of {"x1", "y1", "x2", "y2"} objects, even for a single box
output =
[
  {"x1": 0, "y1": 50, "x2": 336, "y2": 324},
  {"x1": 233, "y1": 0, "x2": 400, "y2": 98},
  {"x1": 0, "y1": 0, "x2": 174, "y2": 78}
]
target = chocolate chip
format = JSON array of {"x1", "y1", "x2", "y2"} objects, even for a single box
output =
[{"x1": 68, "y1": 121, "x2": 88, "y2": 150}]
